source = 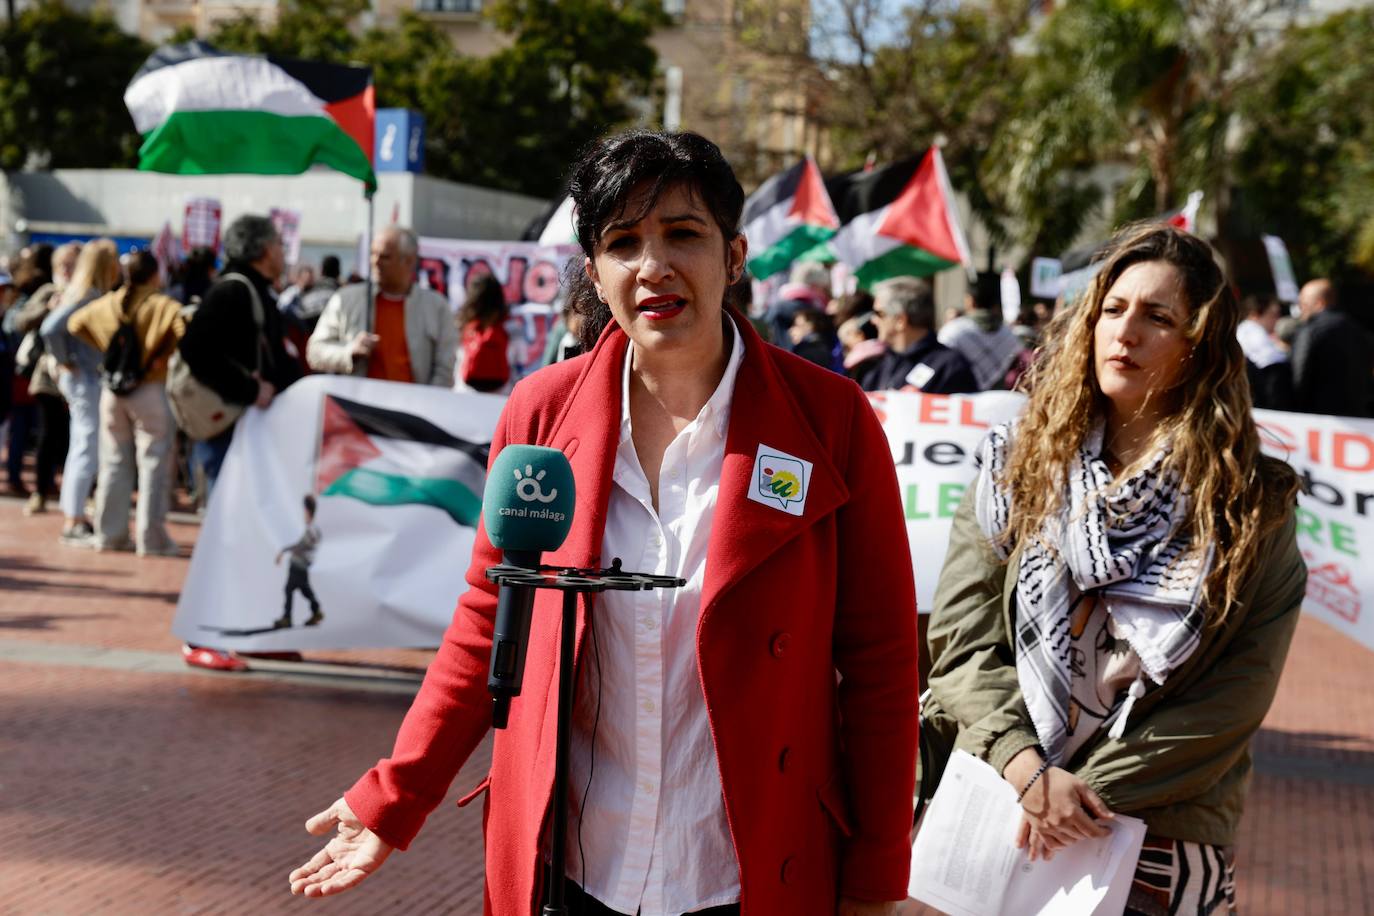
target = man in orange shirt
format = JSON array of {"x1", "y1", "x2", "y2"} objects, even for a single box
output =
[{"x1": 306, "y1": 226, "x2": 457, "y2": 386}]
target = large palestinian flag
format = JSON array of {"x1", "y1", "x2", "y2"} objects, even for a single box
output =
[
  {"x1": 742, "y1": 157, "x2": 840, "y2": 280},
  {"x1": 822, "y1": 146, "x2": 973, "y2": 287},
  {"x1": 316, "y1": 396, "x2": 489, "y2": 526},
  {"x1": 124, "y1": 41, "x2": 376, "y2": 190}
]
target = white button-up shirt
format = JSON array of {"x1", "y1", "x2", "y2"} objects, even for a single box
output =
[{"x1": 565, "y1": 320, "x2": 745, "y2": 915}]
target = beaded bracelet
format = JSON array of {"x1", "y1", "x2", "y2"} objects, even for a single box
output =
[{"x1": 1016, "y1": 760, "x2": 1051, "y2": 803}]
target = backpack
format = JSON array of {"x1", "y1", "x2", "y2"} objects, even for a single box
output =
[
  {"x1": 460, "y1": 319, "x2": 510, "y2": 386},
  {"x1": 101, "y1": 295, "x2": 146, "y2": 395},
  {"x1": 165, "y1": 273, "x2": 267, "y2": 441}
]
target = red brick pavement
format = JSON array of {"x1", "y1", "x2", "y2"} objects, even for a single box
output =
[{"x1": 2, "y1": 496, "x2": 1373, "y2": 915}]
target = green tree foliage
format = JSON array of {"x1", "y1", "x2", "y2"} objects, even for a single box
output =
[
  {"x1": 0, "y1": 3, "x2": 150, "y2": 170},
  {"x1": 820, "y1": 0, "x2": 1032, "y2": 247},
  {"x1": 1235, "y1": 8, "x2": 1374, "y2": 277},
  {"x1": 190, "y1": 0, "x2": 661, "y2": 198},
  {"x1": 457, "y1": 0, "x2": 664, "y2": 197}
]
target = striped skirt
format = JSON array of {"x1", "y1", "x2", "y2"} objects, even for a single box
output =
[{"x1": 1126, "y1": 836, "x2": 1237, "y2": 916}]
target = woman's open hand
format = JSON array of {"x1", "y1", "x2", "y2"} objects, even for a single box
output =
[
  {"x1": 1004, "y1": 748, "x2": 1113, "y2": 861},
  {"x1": 288, "y1": 797, "x2": 394, "y2": 897}
]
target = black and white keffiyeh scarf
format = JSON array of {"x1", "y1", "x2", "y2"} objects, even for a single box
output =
[{"x1": 973, "y1": 421, "x2": 1214, "y2": 764}]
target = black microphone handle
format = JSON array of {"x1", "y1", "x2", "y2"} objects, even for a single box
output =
[{"x1": 489, "y1": 548, "x2": 541, "y2": 729}]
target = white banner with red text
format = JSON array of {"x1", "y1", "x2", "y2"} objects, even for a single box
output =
[{"x1": 175, "y1": 385, "x2": 1374, "y2": 653}]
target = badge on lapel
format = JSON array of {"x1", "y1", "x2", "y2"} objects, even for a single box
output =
[{"x1": 748, "y1": 444, "x2": 813, "y2": 517}]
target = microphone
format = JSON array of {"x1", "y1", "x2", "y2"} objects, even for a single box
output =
[{"x1": 483, "y1": 444, "x2": 576, "y2": 729}]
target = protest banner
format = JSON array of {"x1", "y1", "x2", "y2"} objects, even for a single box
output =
[
  {"x1": 868, "y1": 391, "x2": 1025, "y2": 610},
  {"x1": 1029, "y1": 257, "x2": 1062, "y2": 299},
  {"x1": 1261, "y1": 234, "x2": 1301, "y2": 304},
  {"x1": 269, "y1": 207, "x2": 303, "y2": 264},
  {"x1": 183, "y1": 197, "x2": 222, "y2": 252},
  {"x1": 416, "y1": 237, "x2": 579, "y2": 379},
  {"x1": 1256, "y1": 408, "x2": 1374, "y2": 651},
  {"x1": 172, "y1": 375, "x2": 504, "y2": 651},
  {"x1": 177, "y1": 386, "x2": 1374, "y2": 654}
]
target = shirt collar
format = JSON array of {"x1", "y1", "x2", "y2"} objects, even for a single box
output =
[{"x1": 619, "y1": 315, "x2": 745, "y2": 444}]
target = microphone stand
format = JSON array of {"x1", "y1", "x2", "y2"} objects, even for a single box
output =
[{"x1": 485, "y1": 558, "x2": 684, "y2": 916}]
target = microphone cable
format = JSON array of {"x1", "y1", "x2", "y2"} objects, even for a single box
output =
[{"x1": 577, "y1": 588, "x2": 603, "y2": 896}]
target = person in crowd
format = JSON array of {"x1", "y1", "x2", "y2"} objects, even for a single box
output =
[
  {"x1": 11, "y1": 242, "x2": 80, "y2": 515},
  {"x1": 541, "y1": 298, "x2": 586, "y2": 367},
  {"x1": 3, "y1": 244, "x2": 54, "y2": 498},
  {"x1": 923, "y1": 224, "x2": 1305, "y2": 914},
  {"x1": 297, "y1": 255, "x2": 342, "y2": 334},
  {"x1": 1291, "y1": 279, "x2": 1374, "y2": 417},
  {"x1": 1237, "y1": 293, "x2": 1294, "y2": 411},
  {"x1": 1010, "y1": 303, "x2": 1041, "y2": 350},
  {"x1": 177, "y1": 215, "x2": 303, "y2": 672},
  {"x1": 1032, "y1": 298, "x2": 1055, "y2": 328},
  {"x1": 938, "y1": 273, "x2": 1028, "y2": 390},
  {"x1": 42, "y1": 240, "x2": 121, "y2": 543},
  {"x1": 277, "y1": 263, "x2": 316, "y2": 316},
  {"x1": 289, "y1": 130, "x2": 919, "y2": 916},
  {"x1": 766, "y1": 260, "x2": 831, "y2": 351},
  {"x1": 860, "y1": 276, "x2": 978, "y2": 394},
  {"x1": 0, "y1": 267, "x2": 14, "y2": 443},
  {"x1": 829, "y1": 290, "x2": 875, "y2": 327},
  {"x1": 788, "y1": 306, "x2": 834, "y2": 367},
  {"x1": 168, "y1": 246, "x2": 218, "y2": 307},
  {"x1": 179, "y1": 215, "x2": 302, "y2": 492},
  {"x1": 837, "y1": 312, "x2": 885, "y2": 382},
  {"x1": 67, "y1": 250, "x2": 184, "y2": 556},
  {"x1": 307, "y1": 226, "x2": 457, "y2": 387},
  {"x1": 454, "y1": 273, "x2": 511, "y2": 393}
]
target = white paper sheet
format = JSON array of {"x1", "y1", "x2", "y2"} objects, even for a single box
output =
[{"x1": 909, "y1": 751, "x2": 1146, "y2": 916}]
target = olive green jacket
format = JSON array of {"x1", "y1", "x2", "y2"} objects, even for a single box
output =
[{"x1": 926, "y1": 487, "x2": 1306, "y2": 846}]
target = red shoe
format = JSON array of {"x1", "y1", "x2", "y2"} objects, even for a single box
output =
[{"x1": 181, "y1": 644, "x2": 249, "y2": 672}]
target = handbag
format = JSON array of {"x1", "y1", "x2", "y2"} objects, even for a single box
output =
[{"x1": 165, "y1": 273, "x2": 266, "y2": 441}]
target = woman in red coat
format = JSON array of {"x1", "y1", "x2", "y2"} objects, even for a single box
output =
[{"x1": 289, "y1": 130, "x2": 919, "y2": 915}]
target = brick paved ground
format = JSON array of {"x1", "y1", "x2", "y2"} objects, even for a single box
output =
[{"x1": 2, "y1": 495, "x2": 1372, "y2": 915}]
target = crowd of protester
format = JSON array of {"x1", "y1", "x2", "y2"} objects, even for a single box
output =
[{"x1": 2, "y1": 217, "x2": 1372, "y2": 680}]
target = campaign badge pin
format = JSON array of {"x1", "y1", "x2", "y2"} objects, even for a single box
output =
[{"x1": 749, "y1": 444, "x2": 813, "y2": 517}]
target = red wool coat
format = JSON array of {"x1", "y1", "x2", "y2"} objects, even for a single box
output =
[{"x1": 345, "y1": 312, "x2": 920, "y2": 914}]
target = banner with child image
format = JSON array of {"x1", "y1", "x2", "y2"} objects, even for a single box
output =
[
  {"x1": 175, "y1": 382, "x2": 1374, "y2": 654},
  {"x1": 172, "y1": 375, "x2": 504, "y2": 651}
]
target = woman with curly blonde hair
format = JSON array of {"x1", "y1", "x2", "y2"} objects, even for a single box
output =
[{"x1": 923, "y1": 223, "x2": 1305, "y2": 915}]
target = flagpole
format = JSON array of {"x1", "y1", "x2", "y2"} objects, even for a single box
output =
[{"x1": 363, "y1": 189, "x2": 374, "y2": 335}]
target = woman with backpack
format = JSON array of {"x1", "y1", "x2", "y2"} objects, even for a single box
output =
[
  {"x1": 455, "y1": 272, "x2": 511, "y2": 393},
  {"x1": 67, "y1": 250, "x2": 185, "y2": 556},
  {"x1": 42, "y1": 239, "x2": 121, "y2": 544}
]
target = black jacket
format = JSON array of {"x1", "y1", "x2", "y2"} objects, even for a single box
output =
[
  {"x1": 178, "y1": 262, "x2": 301, "y2": 407},
  {"x1": 859, "y1": 333, "x2": 978, "y2": 394},
  {"x1": 1291, "y1": 310, "x2": 1374, "y2": 418}
]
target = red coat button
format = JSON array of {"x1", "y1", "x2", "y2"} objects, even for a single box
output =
[
  {"x1": 778, "y1": 746, "x2": 790, "y2": 772},
  {"x1": 780, "y1": 855, "x2": 796, "y2": 884},
  {"x1": 770, "y1": 631, "x2": 791, "y2": 658}
]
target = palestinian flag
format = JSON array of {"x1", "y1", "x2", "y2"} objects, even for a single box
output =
[
  {"x1": 822, "y1": 146, "x2": 973, "y2": 287},
  {"x1": 316, "y1": 396, "x2": 489, "y2": 526},
  {"x1": 742, "y1": 157, "x2": 840, "y2": 280},
  {"x1": 1163, "y1": 190, "x2": 1204, "y2": 234},
  {"x1": 124, "y1": 41, "x2": 377, "y2": 191}
]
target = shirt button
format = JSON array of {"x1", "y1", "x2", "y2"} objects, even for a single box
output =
[
  {"x1": 770, "y1": 631, "x2": 792, "y2": 658},
  {"x1": 644, "y1": 698, "x2": 655, "y2": 713},
  {"x1": 641, "y1": 781, "x2": 653, "y2": 793},
  {"x1": 643, "y1": 617, "x2": 656, "y2": 630}
]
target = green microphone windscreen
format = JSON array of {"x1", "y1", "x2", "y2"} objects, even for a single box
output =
[{"x1": 483, "y1": 444, "x2": 576, "y2": 553}]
